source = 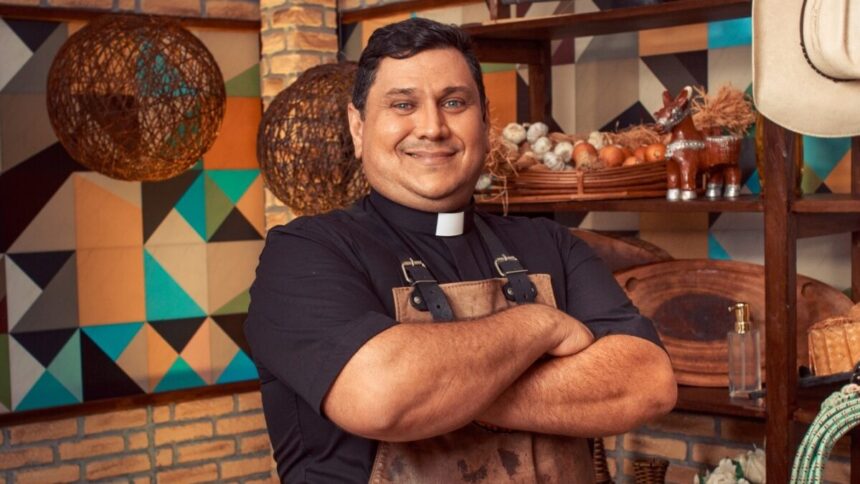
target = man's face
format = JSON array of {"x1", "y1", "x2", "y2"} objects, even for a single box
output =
[{"x1": 348, "y1": 48, "x2": 488, "y2": 212}]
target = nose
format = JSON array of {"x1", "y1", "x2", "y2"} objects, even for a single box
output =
[{"x1": 414, "y1": 104, "x2": 449, "y2": 140}]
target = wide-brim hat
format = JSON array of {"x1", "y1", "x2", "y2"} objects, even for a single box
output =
[{"x1": 753, "y1": 0, "x2": 860, "y2": 137}]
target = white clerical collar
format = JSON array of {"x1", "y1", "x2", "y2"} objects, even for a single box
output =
[{"x1": 435, "y1": 212, "x2": 465, "y2": 237}]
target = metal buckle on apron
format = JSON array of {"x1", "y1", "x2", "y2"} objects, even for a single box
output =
[
  {"x1": 401, "y1": 258, "x2": 454, "y2": 321},
  {"x1": 494, "y1": 254, "x2": 537, "y2": 303}
]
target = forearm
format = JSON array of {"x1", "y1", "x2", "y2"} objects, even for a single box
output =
[
  {"x1": 478, "y1": 335, "x2": 677, "y2": 437},
  {"x1": 324, "y1": 303, "x2": 580, "y2": 442}
]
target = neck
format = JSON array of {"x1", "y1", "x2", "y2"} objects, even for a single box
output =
[{"x1": 671, "y1": 115, "x2": 702, "y2": 140}]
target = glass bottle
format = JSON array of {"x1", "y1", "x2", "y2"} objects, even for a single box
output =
[{"x1": 727, "y1": 302, "x2": 762, "y2": 398}]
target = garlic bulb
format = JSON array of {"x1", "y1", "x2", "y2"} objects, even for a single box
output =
[
  {"x1": 502, "y1": 123, "x2": 527, "y2": 145},
  {"x1": 587, "y1": 131, "x2": 607, "y2": 150},
  {"x1": 531, "y1": 136, "x2": 552, "y2": 156},
  {"x1": 553, "y1": 141, "x2": 574, "y2": 163},
  {"x1": 475, "y1": 173, "x2": 492, "y2": 191},
  {"x1": 542, "y1": 151, "x2": 564, "y2": 171},
  {"x1": 526, "y1": 122, "x2": 549, "y2": 144}
]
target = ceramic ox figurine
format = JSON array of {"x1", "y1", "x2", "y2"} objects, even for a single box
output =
[{"x1": 653, "y1": 86, "x2": 742, "y2": 201}]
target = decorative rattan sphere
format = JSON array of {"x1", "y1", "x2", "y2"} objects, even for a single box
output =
[
  {"x1": 47, "y1": 14, "x2": 225, "y2": 181},
  {"x1": 257, "y1": 62, "x2": 369, "y2": 215}
]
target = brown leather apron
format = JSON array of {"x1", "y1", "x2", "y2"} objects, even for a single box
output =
[{"x1": 367, "y1": 216, "x2": 595, "y2": 484}]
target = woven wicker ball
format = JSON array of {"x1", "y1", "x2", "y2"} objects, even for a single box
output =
[
  {"x1": 47, "y1": 14, "x2": 225, "y2": 181},
  {"x1": 257, "y1": 62, "x2": 368, "y2": 215}
]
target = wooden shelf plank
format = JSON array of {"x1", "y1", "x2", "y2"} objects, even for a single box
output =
[
  {"x1": 792, "y1": 194, "x2": 860, "y2": 213},
  {"x1": 675, "y1": 386, "x2": 765, "y2": 419},
  {"x1": 341, "y1": 0, "x2": 480, "y2": 24},
  {"x1": 462, "y1": 0, "x2": 750, "y2": 41},
  {"x1": 476, "y1": 194, "x2": 763, "y2": 213}
]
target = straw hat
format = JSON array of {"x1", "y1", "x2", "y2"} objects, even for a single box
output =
[{"x1": 753, "y1": 0, "x2": 860, "y2": 137}]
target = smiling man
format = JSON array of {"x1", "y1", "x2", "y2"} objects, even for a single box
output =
[{"x1": 246, "y1": 18, "x2": 676, "y2": 483}]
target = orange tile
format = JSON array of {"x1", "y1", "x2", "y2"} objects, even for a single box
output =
[
  {"x1": 202, "y1": 98, "x2": 262, "y2": 169},
  {"x1": 639, "y1": 23, "x2": 708, "y2": 57},
  {"x1": 181, "y1": 321, "x2": 212, "y2": 384},
  {"x1": 77, "y1": 247, "x2": 146, "y2": 325},
  {"x1": 483, "y1": 70, "x2": 518, "y2": 128},
  {"x1": 147, "y1": 324, "x2": 177, "y2": 391},
  {"x1": 74, "y1": 175, "x2": 143, "y2": 249},
  {"x1": 235, "y1": 176, "x2": 265, "y2": 238}
]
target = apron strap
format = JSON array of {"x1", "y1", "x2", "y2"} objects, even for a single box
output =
[
  {"x1": 401, "y1": 259, "x2": 455, "y2": 322},
  {"x1": 473, "y1": 216, "x2": 538, "y2": 304}
]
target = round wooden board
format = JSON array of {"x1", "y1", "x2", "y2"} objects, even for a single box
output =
[
  {"x1": 569, "y1": 229, "x2": 672, "y2": 273},
  {"x1": 614, "y1": 259, "x2": 854, "y2": 387}
]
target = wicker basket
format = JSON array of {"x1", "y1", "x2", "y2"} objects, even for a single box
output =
[
  {"x1": 808, "y1": 316, "x2": 860, "y2": 376},
  {"x1": 592, "y1": 437, "x2": 614, "y2": 484},
  {"x1": 632, "y1": 458, "x2": 669, "y2": 484}
]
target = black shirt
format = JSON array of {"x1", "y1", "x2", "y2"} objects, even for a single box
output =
[{"x1": 245, "y1": 191, "x2": 663, "y2": 483}]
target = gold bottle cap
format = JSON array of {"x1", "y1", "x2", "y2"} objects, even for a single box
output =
[{"x1": 729, "y1": 302, "x2": 752, "y2": 334}]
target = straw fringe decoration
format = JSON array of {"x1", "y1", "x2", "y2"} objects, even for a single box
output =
[
  {"x1": 47, "y1": 14, "x2": 225, "y2": 181},
  {"x1": 257, "y1": 62, "x2": 369, "y2": 216}
]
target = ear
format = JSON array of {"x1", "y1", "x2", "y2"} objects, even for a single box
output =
[
  {"x1": 662, "y1": 90, "x2": 672, "y2": 105},
  {"x1": 676, "y1": 86, "x2": 692, "y2": 103},
  {"x1": 347, "y1": 103, "x2": 364, "y2": 160}
]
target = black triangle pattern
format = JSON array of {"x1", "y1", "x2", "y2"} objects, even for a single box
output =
[
  {"x1": 81, "y1": 333, "x2": 144, "y2": 400},
  {"x1": 13, "y1": 328, "x2": 76, "y2": 367},
  {"x1": 149, "y1": 317, "x2": 206, "y2": 354},
  {"x1": 211, "y1": 314, "x2": 251, "y2": 357},
  {"x1": 209, "y1": 207, "x2": 262, "y2": 242},
  {"x1": 641, "y1": 51, "x2": 707, "y2": 100},
  {"x1": 142, "y1": 170, "x2": 200, "y2": 242},
  {"x1": 600, "y1": 101, "x2": 655, "y2": 132},
  {"x1": 3, "y1": 19, "x2": 61, "y2": 53},
  {"x1": 8, "y1": 251, "x2": 73, "y2": 290}
]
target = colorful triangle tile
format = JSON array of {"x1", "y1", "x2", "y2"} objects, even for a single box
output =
[
  {"x1": 145, "y1": 208, "x2": 205, "y2": 246},
  {"x1": 8, "y1": 176, "x2": 76, "y2": 253},
  {"x1": 801, "y1": 165, "x2": 823, "y2": 194},
  {"x1": 823, "y1": 150, "x2": 852, "y2": 194},
  {"x1": 210, "y1": 207, "x2": 263, "y2": 242},
  {"x1": 5, "y1": 257, "x2": 41, "y2": 330},
  {"x1": 3, "y1": 19, "x2": 61, "y2": 54},
  {"x1": 181, "y1": 320, "x2": 211, "y2": 384},
  {"x1": 708, "y1": 234, "x2": 731, "y2": 260},
  {"x1": 142, "y1": 169, "x2": 200, "y2": 242},
  {"x1": 12, "y1": 253, "x2": 78, "y2": 333},
  {"x1": 745, "y1": 168, "x2": 762, "y2": 195},
  {"x1": 149, "y1": 317, "x2": 205, "y2": 354},
  {"x1": 146, "y1": 244, "x2": 208, "y2": 313},
  {"x1": 0, "y1": 21, "x2": 35, "y2": 93},
  {"x1": 82, "y1": 323, "x2": 144, "y2": 361},
  {"x1": 3, "y1": 21, "x2": 66, "y2": 95},
  {"x1": 154, "y1": 356, "x2": 205, "y2": 392},
  {"x1": 144, "y1": 251, "x2": 206, "y2": 321},
  {"x1": 9, "y1": 336, "x2": 42, "y2": 409},
  {"x1": 46, "y1": 330, "x2": 82, "y2": 401},
  {"x1": 209, "y1": 319, "x2": 238, "y2": 383},
  {"x1": 206, "y1": 170, "x2": 258, "y2": 205},
  {"x1": 81, "y1": 332, "x2": 144, "y2": 400},
  {"x1": 0, "y1": 335, "x2": 9, "y2": 410},
  {"x1": 6, "y1": 251, "x2": 72, "y2": 290},
  {"x1": 225, "y1": 64, "x2": 261, "y2": 97},
  {"x1": 214, "y1": 290, "x2": 250, "y2": 315},
  {"x1": 205, "y1": 175, "x2": 234, "y2": 240},
  {"x1": 116, "y1": 326, "x2": 149, "y2": 392},
  {"x1": 12, "y1": 328, "x2": 75, "y2": 367},
  {"x1": 803, "y1": 136, "x2": 850, "y2": 182},
  {"x1": 175, "y1": 173, "x2": 206, "y2": 240},
  {"x1": 235, "y1": 176, "x2": 265, "y2": 238},
  {"x1": 16, "y1": 371, "x2": 78, "y2": 411},
  {"x1": 216, "y1": 350, "x2": 257, "y2": 384},
  {"x1": 211, "y1": 313, "x2": 251, "y2": 356},
  {"x1": 707, "y1": 17, "x2": 751, "y2": 49}
]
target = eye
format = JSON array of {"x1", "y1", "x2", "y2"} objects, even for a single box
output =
[
  {"x1": 392, "y1": 102, "x2": 414, "y2": 111},
  {"x1": 442, "y1": 98, "x2": 466, "y2": 110}
]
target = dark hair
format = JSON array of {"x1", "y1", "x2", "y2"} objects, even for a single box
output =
[{"x1": 352, "y1": 17, "x2": 487, "y2": 118}]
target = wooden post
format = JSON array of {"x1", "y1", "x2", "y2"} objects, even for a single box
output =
[
  {"x1": 528, "y1": 40, "x2": 552, "y2": 123},
  {"x1": 851, "y1": 136, "x2": 859, "y2": 483},
  {"x1": 763, "y1": 119, "x2": 798, "y2": 484}
]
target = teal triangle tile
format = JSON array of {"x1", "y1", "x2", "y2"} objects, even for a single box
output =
[
  {"x1": 0, "y1": 335, "x2": 9, "y2": 409},
  {"x1": 205, "y1": 170, "x2": 259, "y2": 204},
  {"x1": 708, "y1": 233, "x2": 731, "y2": 260},
  {"x1": 209, "y1": 207, "x2": 263, "y2": 242},
  {"x1": 174, "y1": 172, "x2": 206, "y2": 240},
  {"x1": 149, "y1": 317, "x2": 205, "y2": 353},
  {"x1": 802, "y1": 136, "x2": 850, "y2": 181},
  {"x1": 745, "y1": 168, "x2": 762, "y2": 194},
  {"x1": 82, "y1": 323, "x2": 144, "y2": 361},
  {"x1": 144, "y1": 251, "x2": 206, "y2": 321},
  {"x1": 142, "y1": 170, "x2": 200, "y2": 242},
  {"x1": 47, "y1": 330, "x2": 82, "y2": 401},
  {"x1": 12, "y1": 253, "x2": 78, "y2": 333},
  {"x1": 16, "y1": 371, "x2": 78, "y2": 411},
  {"x1": 3, "y1": 19, "x2": 62, "y2": 54},
  {"x1": 3, "y1": 23, "x2": 66, "y2": 94},
  {"x1": 708, "y1": 17, "x2": 752, "y2": 49},
  {"x1": 6, "y1": 251, "x2": 73, "y2": 289},
  {"x1": 154, "y1": 356, "x2": 205, "y2": 392},
  {"x1": 81, "y1": 332, "x2": 144, "y2": 400},
  {"x1": 12, "y1": 329, "x2": 76, "y2": 367},
  {"x1": 217, "y1": 350, "x2": 257, "y2": 384}
]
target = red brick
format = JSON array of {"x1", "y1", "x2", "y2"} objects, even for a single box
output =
[
  {"x1": 270, "y1": 53, "x2": 321, "y2": 76},
  {"x1": 261, "y1": 31, "x2": 286, "y2": 55},
  {"x1": 286, "y1": 30, "x2": 337, "y2": 52},
  {"x1": 85, "y1": 409, "x2": 147, "y2": 434},
  {"x1": 240, "y1": 433, "x2": 272, "y2": 454},
  {"x1": 175, "y1": 395, "x2": 234, "y2": 421},
  {"x1": 85, "y1": 453, "x2": 150, "y2": 480},
  {"x1": 324, "y1": 9, "x2": 336, "y2": 27},
  {"x1": 155, "y1": 422, "x2": 213, "y2": 446},
  {"x1": 262, "y1": 76, "x2": 287, "y2": 99},
  {"x1": 156, "y1": 447, "x2": 173, "y2": 467},
  {"x1": 9, "y1": 418, "x2": 77, "y2": 444},
  {"x1": 49, "y1": 0, "x2": 111, "y2": 7},
  {"x1": 178, "y1": 439, "x2": 236, "y2": 463},
  {"x1": 140, "y1": 0, "x2": 200, "y2": 16},
  {"x1": 691, "y1": 443, "x2": 749, "y2": 466},
  {"x1": 600, "y1": 435, "x2": 616, "y2": 451},
  {"x1": 272, "y1": 6, "x2": 322, "y2": 28},
  {"x1": 153, "y1": 405, "x2": 171, "y2": 424},
  {"x1": 221, "y1": 455, "x2": 276, "y2": 479},
  {"x1": 14, "y1": 464, "x2": 80, "y2": 483},
  {"x1": 158, "y1": 463, "x2": 219, "y2": 483},
  {"x1": 128, "y1": 431, "x2": 149, "y2": 450},
  {"x1": 132, "y1": 478, "x2": 151, "y2": 484},
  {"x1": 295, "y1": 0, "x2": 334, "y2": 6},
  {"x1": 237, "y1": 392, "x2": 263, "y2": 412},
  {"x1": 719, "y1": 417, "x2": 766, "y2": 443},
  {"x1": 647, "y1": 412, "x2": 716, "y2": 437},
  {"x1": 206, "y1": 0, "x2": 260, "y2": 20},
  {"x1": 625, "y1": 433, "x2": 687, "y2": 460},
  {"x1": 0, "y1": 447, "x2": 53, "y2": 470},
  {"x1": 606, "y1": 457, "x2": 616, "y2": 477},
  {"x1": 0, "y1": 0, "x2": 39, "y2": 5},
  {"x1": 59, "y1": 435, "x2": 125, "y2": 460},
  {"x1": 666, "y1": 463, "x2": 702, "y2": 484},
  {"x1": 216, "y1": 414, "x2": 267, "y2": 435}
]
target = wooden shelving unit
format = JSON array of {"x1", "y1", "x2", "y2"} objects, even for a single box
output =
[{"x1": 464, "y1": 2, "x2": 858, "y2": 482}]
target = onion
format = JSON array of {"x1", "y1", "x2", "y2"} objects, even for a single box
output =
[
  {"x1": 645, "y1": 143, "x2": 667, "y2": 162},
  {"x1": 572, "y1": 142, "x2": 598, "y2": 169},
  {"x1": 598, "y1": 145, "x2": 625, "y2": 168}
]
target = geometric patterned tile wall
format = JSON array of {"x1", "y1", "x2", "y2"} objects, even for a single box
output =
[
  {"x1": 343, "y1": 0, "x2": 853, "y2": 292},
  {"x1": 0, "y1": 18, "x2": 263, "y2": 413}
]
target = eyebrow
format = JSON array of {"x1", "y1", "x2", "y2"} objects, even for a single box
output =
[{"x1": 381, "y1": 85, "x2": 475, "y2": 98}]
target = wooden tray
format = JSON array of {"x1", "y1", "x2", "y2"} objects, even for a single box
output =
[
  {"x1": 569, "y1": 229, "x2": 672, "y2": 273},
  {"x1": 614, "y1": 259, "x2": 854, "y2": 387}
]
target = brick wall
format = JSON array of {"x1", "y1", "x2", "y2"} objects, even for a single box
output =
[
  {"x1": 0, "y1": 391, "x2": 278, "y2": 483},
  {"x1": 0, "y1": 0, "x2": 260, "y2": 21},
  {"x1": 607, "y1": 410, "x2": 851, "y2": 483}
]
